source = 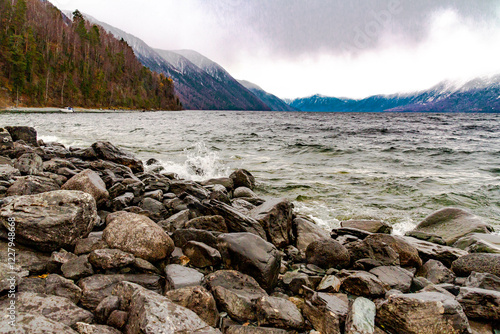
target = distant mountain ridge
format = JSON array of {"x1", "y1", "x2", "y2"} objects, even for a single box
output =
[
  {"x1": 72, "y1": 12, "x2": 273, "y2": 111},
  {"x1": 290, "y1": 77, "x2": 500, "y2": 112},
  {"x1": 238, "y1": 80, "x2": 297, "y2": 112}
]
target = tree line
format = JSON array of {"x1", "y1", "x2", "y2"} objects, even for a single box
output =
[{"x1": 0, "y1": 0, "x2": 182, "y2": 110}]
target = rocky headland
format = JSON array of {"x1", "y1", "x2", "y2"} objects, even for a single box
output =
[{"x1": 0, "y1": 126, "x2": 499, "y2": 334}]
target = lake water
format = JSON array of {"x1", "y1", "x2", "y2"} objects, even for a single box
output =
[{"x1": 2, "y1": 111, "x2": 499, "y2": 234}]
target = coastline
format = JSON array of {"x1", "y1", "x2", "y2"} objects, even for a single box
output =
[{"x1": 0, "y1": 107, "x2": 147, "y2": 113}]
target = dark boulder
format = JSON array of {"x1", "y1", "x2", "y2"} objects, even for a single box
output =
[
  {"x1": 250, "y1": 198, "x2": 294, "y2": 248},
  {"x1": 417, "y1": 259, "x2": 455, "y2": 284},
  {"x1": 341, "y1": 220, "x2": 392, "y2": 234},
  {"x1": 62, "y1": 169, "x2": 109, "y2": 205},
  {"x1": 5, "y1": 126, "x2": 38, "y2": 146},
  {"x1": 294, "y1": 217, "x2": 330, "y2": 253},
  {"x1": 230, "y1": 169, "x2": 255, "y2": 190},
  {"x1": 452, "y1": 253, "x2": 500, "y2": 277},
  {"x1": 184, "y1": 215, "x2": 228, "y2": 233},
  {"x1": 306, "y1": 239, "x2": 350, "y2": 270},
  {"x1": 457, "y1": 287, "x2": 500, "y2": 321},
  {"x1": 91, "y1": 141, "x2": 144, "y2": 173},
  {"x1": 165, "y1": 285, "x2": 219, "y2": 327}
]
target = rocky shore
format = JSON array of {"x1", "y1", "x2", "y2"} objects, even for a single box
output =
[{"x1": 0, "y1": 126, "x2": 499, "y2": 334}]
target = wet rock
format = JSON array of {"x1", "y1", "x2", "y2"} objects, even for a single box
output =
[
  {"x1": 133, "y1": 257, "x2": 161, "y2": 274},
  {"x1": 201, "y1": 177, "x2": 234, "y2": 191},
  {"x1": 255, "y1": 295, "x2": 305, "y2": 330},
  {"x1": 103, "y1": 211, "x2": 174, "y2": 262},
  {"x1": 78, "y1": 274, "x2": 163, "y2": 310},
  {"x1": 209, "y1": 184, "x2": 231, "y2": 204},
  {"x1": 303, "y1": 292, "x2": 349, "y2": 334},
  {"x1": 457, "y1": 287, "x2": 500, "y2": 321},
  {"x1": 185, "y1": 215, "x2": 228, "y2": 233},
  {"x1": 139, "y1": 197, "x2": 167, "y2": 221},
  {"x1": 110, "y1": 192, "x2": 134, "y2": 211},
  {"x1": 339, "y1": 270, "x2": 388, "y2": 297},
  {"x1": 417, "y1": 259, "x2": 455, "y2": 284},
  {"x1": 204, "y1": 270, "x2": 268, "y2": 322},
  {"x1": 165, "y1": 285, "x2": 219, "y2": 327},
  {"x1": 62, "y1": 169, "x2": 109, "y2": 205},
  {"x1": 282, "y1": 271, "x2": 315, "y2": 295},
  {"x1": 294, "y1": 217, "x2": 330, "y2": 253},
  {"x1": 0, "y1": 292, "x2": 93, "y2": 327},
  {"x1": 45, "y1": 274, "x2": 82, "y2": 304},
  {"x1": 453, "y1": 233, "x2": 500, "y2": 254},
  {"x1": 183, "y1": 241, "x2": 222, "y2": 268},
  {"x1": 43, "y1": 158, "x2": 76, "y2": 174},
  {"x1": 61, "y1": 254, "x2": 94, "y2": 280},
  {"x1": 164, "y1": 264, "x2": 204, "y2": 291},
  {"x1": 14, "y1": 152, "x2": 43, "y2": 175},
  {"x1": 341, "y1": 220, "x2": 392, "y2": 234},
  {"x1": 410, "y1": 276, "x2": 433, "y2": 292},
  {"x1": 234, "y1": 186, "x2": 257, "y2": 198},
  {"x1": 369, "y1": 266, "x2": 413, "y2": 293},
  {"x1": 111, "y1": 281, "x2": 220, "y2": 333},
  {"x1": 5, "y1": 126, "x2": 38, "y2": 146},
  {"x1": 74, "y1": 323, "x2": 121, "y2": 334},
  {"x1": 88, "y1": 248, "x2": 135, "y2": 270},
  {"x1": 377, "y1": 292, "x2": 471, "y2": 334},
  {"x1": 6, "y1": 175, "x2": 60, "y2": 195},
  {"x1": 0, "y1": 190, "x2": 98, "y2": 252},
  {"x1": 230, "y1": 169, "x2": 255, "y2": 189},
  {"x1": 405, "y1": 236, "x2": 468, "y2": 267},
  {"x1": 231, "y1": 198, "x2": 257, "y2": 215},
  {"x1": 144, "y1": 189, "x2": 163, "y2": 201},
  {"x1": 405, "y1": 231, "x2": 447, "y2": 245},
  {"x1": 217, "y1": 232, "x2": 281, "y2": 292},
  {"x1": 345, "y1": 297, "x2": 376, "y2": 334},
  {"x1": 171, "y1": 228, "x2": 220, "y2": 249},
  {"x1": 250, "y1": 198, "x2": 293, "y2": 248},
  {"x1": 306, "y1": 239, "x2": 350, "y2": 270},
  {"x1": 346, "y1": 238, "x2": 400, "y2": 268},
  {"x1": 0, "y1": 312, "x2": 78, "y2": 334},
  {"x1": 365, "y1": 234, "x2": 422, "y2": 268},
  {"x1": 91, "y1": 141, "x2": 144, "y2": 173},
  {"x1": 169, "y1": 180, "x2": 211, "y2": 199},
  {"x1": 452, "y1": 253, "x2": 500, "y2": 277},
  {"x1": 334, "y1": 227, "x2": 372, "y2": 240},
  {"x1": 464, "y1": 271, "x2": 500, "y2": 291},
  {"x1": 414, "y1": 207, "x2": 493, "y2": 246}
]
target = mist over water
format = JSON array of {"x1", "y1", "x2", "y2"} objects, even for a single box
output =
[{"x1": 3, "y1": 111, "x2": 499, "y2": 234}]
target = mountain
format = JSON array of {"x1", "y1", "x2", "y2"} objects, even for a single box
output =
[
  {"x1": 78, "y1": 13, "x2": 270, "y2": 111},
  {"x1": 238, "y1": 80, "x2": 297, "y2": 112},
  {"x1": 289, "y1": 77, "x2": 500, "y2": 112},
  {"x1": 0, "y1": 0, "x2": 180, "y2": 110}
]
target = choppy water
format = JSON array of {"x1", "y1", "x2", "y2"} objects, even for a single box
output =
[{"x1": 2, "y1": 111, "x2": 500, "y2": 234}]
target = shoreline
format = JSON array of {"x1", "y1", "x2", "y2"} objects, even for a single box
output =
[{"x1": 0, "y1": 107, "x2": 147, "y2": 113}]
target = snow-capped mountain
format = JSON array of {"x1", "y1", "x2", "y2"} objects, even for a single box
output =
[
  {"x1": 290, "y1": 76, "x2": 500, "y2": 112},
  {"x1": 238, "y1": 80, "x2": 297, "y2": 112},
  {"x1": 73, "y1": 12, "x2": 271, "y2": 111}
]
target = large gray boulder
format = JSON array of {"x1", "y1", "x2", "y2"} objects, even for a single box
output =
[
  {"x1": 413, "y1": 208, "x2": 493, "y2": 246},
  {"x1": 249, "y1": 198, "x2": 293, "y2": 248},
  {"x1": 376, "y1": 292, "x2": 471, "y2": 334},
  {"x1": 229, "y1": 169, "x2": 255, "y2": 190},
  {"x1": 103, "y1": 211, "x2": 174, "y2": 262},
  {"x1": 5, "y1": 126, "x2": 38, "y2": 146},
  {"x1": 62, "y1": 169, "x2": 109, "y2": 205},
  {"x1": 417, "y1": 259, "x2": 455, "y2": 284},
  {"x1": 0, "y1": 190, "x2": 98, "y2": 252},
  {"x1": 453, "y1": 233, "x2": 500, "y2": 254},
  {"x1": 339, "y1": 271, "x2": 388, "y2": 297},
  {"x1": 217, "y1": 233, "x2": 281, "y2": 292}
]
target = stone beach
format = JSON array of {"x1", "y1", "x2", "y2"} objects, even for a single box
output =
[{"x1": 0, "y1": 126, "x2": 499, "y2": 334}]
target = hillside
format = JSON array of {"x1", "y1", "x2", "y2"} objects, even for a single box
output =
[
  {"x1": 238, "y1": 80, "x2": 297, "y2": 112},
  {"x1": 0, "y1": 0, "x2": 181, "y2": 110}
]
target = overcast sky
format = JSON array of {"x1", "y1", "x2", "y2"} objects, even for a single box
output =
[{"x1": 51, "y1": 0, "x2": 500, "y2": 99}]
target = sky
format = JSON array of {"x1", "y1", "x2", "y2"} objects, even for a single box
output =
[{"x1": 50, "y1": 0, "x2": 500, "y2": 99}]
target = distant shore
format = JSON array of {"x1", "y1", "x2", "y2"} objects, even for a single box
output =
[{"x1": 0, "y1": 107, "x2": 147, "y2": 113}]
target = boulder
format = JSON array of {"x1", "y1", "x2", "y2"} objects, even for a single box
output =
[
  {"x1": 346, "y1": 238, "x2": 400, "y2": 268},
  {"x1": 14, "y1": 152, "x2": 43, "y2": 175},
  {"x1": 0, "y1": 190, "x2": 98, "y2": 252},
  {"x1": 0, "y1": 164, "x2": 20, "y2": 181},
  {"x1": 61, "y1": 254, "x2": 94, "y2": 280},
  {"x1": 62, "y1": 169, "x2": 109, "y2": 204},
  {"x1": 255, "y1": 296, "x2": 305, "y2": 330},
  {"x1": 164, "y1": 264, "x2": 204, "y2": 291},
  {"x1": 139, "y1": 197, "x2": 167, "y2": 221},
  {"x1": 6, "y1": 175, "x2": 60, "y2": 196},
  {"x1": 0, "y1": 312, "x2": 78, "y2": 334},
  {"x1": 209, "y1": 184, "x2": 231, "y2": 204},
  {"x1": 366, "y1": 234, "x2": 422, "y2": 268},
  {"x1": 339, "y1": 271, "x2": 388, "y2": 297},
  {"x1": 452, "y1": 253, "x2": 500, "y2": 277},
  {"x1": 345, "y1": 297, "x2": 376, "y2": 334},
  {"x1": 74, "y1": 236, "x2": 108, "y2": 255},
  {"x1": 230, "y1": 169, "x2": 255, "y2": 189},
  {"x1": 171, "y1": 228, "x2": 220, "y2": 249},
  {"x1": 234, "y1": 186, "x2": 257, "y2": 198},
  {"x1": 306, "y1": 239, "x2": 350, "y2": 270},
  {"x1": 78, "y1": 274, "x2": 163, "y2": 309},
  {"x1": 5, "y1": 126, "x2": 38, "y2": 146},
  {"x1": 112, "y1": 281, "x2": 220, "y2": 333},
  {"x1": 317, "y1": 275, "x2": 342, "y2": 293},
  {"x1": 417, "y1": 259, "x2": 455, "y2": 284},
  {"x1": 369, "y1": 266, "x2": 413, "y2": 293},
  {"x1": 201, "y1": 177, "x2": 234, "y2": 191},
  {"x1": 0, "y1": 292, "x2": 93, "y2": 327},
  {"x1": 185, "y1": 215, "x2": 228, "y2": 233},
  {"x1": 88, "y1": 249, "x2": 135, "y2": 270},
  {"x1": 204, "y1": 270, "x2": 268, "y2": 322},
  {"x1": 282, "y1": 271, "x2": 316, "y2": 295},
  {"x1": 165, "y1": 285, "x2": 219, "y2": 327},
  {"x1": 182, "y1": 241, "x2": 222, "y2": 268},
  {"x1": 250, "y1": 198, "x2": 293, "y2": 248},
  {"x1": 0, "y1": 241, "x2": 51, "y2": 274},
  {"x1": 414, "y1": 207, "x2": 493, "y2": 245},
  {"x1": 95, "y1": 296, "x2": 120, "y2": 323},
  {"x1": 457, "y1": 287, "x2": 500, "y2": 320},
  {"x1": 341, "y1": 220, "x2": 392, "y2": 234},
  {"x1": 405, "y1": 236, "x2": 468, "y2": 267},
  {"x1": 158, "y1": 209, "x2": 190, "y2": 232},
  {"x1": 45, "y1": 274, "x2": 82, "y2": 304},
  {"x1": 303, "y1": 292, "x2": 349, "y2": 334},
  {"x1": 294, "y1": 217, "x2": 330, "y2": 253},
  {"x1": 376, "y1": 292, "x2": 471, "y2": 334},
  {"x1": 453, "y1": 233, "x2": 500, "y2": 254},
  {"x1": 110, "y1": 192, "x2": 134, "y2": 211},
  {"x1": 217, "y1": 232, "x2": 281, "y2": 292},
  {"x1": 103, "y1": 211, "x2": 174, "y2": 262},
  {"x1": 464, "y1": 271, "x2": 500, "y2": 291},
  {"x1": 91, "y1": 141, "x2": 144, "y2": 173}
]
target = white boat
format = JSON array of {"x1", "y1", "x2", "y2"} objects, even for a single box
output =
[{"x1": 60, "y1": 107, "x2": 74, "y2": 113}]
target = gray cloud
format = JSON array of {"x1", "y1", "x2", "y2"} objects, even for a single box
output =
[{"x1": 200, "y1": 0, "x2": 500, "y2": 57}]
